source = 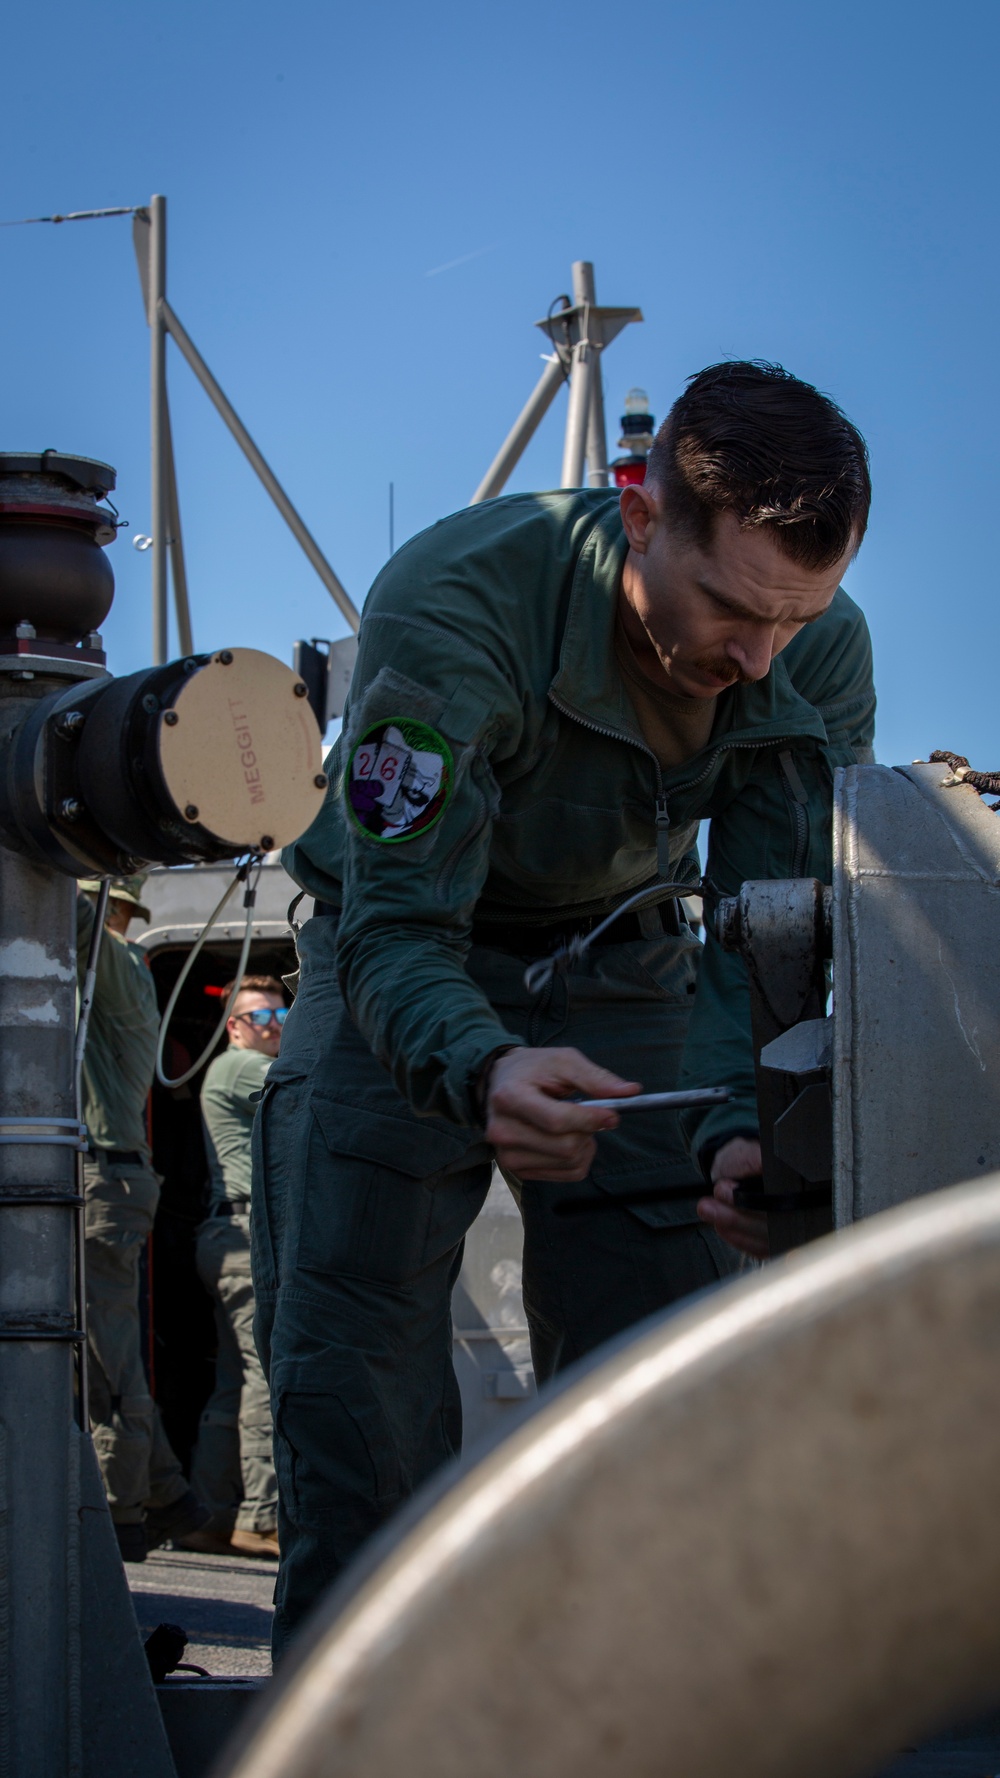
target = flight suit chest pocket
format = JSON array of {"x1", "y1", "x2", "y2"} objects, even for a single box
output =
[{"x1": 297, "y1": 1096, "x2": 488, "y2": 1285}]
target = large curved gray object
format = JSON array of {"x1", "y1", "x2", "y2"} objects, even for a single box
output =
[
  {"x1": 832, "y1": 761, "x2": 1000, "y2": 1221},
  {"x1": 221, "y1": 1177, "x2": 1000, "y2": 1778}
]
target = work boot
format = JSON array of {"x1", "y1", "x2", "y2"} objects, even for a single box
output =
[
  {"x1": 115, "y1": 1521, "x2": 147, "y2": 1564},
  {"x1": 174, "y1": 1514, "x2": 238, "y2": 1557},
  {"x1": 230, "y1": 1527, "x2": 280, "y2": 1559},
  {"x1": 145, "y1": 1488, "x2": 211, "y2": 1551}
]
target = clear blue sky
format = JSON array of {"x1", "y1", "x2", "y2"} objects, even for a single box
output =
[{"x1": 3, "y1": 1, "x2": 997, "y2": 768}]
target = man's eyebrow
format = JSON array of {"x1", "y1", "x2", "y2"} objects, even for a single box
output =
[{"x1": 696, "y1": 579, "x2": 827, "y2": 625}]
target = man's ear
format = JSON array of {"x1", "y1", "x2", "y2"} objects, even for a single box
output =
[{"x1": 619, "y1": 482, "x2": 658, "y2": 554}]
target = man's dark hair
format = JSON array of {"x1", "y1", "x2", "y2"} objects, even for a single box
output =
[{"x1": 646, "y1": 360, "x2": 871, "y2": 570}]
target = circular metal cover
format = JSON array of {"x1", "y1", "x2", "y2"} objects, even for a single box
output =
[
  {"x1": 0, "y1": 451, "x2": 116, "y2": 494},
  {"x1": 222, "y1": 1175, "x2": 1000, "y2": 1778},
  {"x1": 158, "y1": 648, "x2": 324, "y2": 851}
]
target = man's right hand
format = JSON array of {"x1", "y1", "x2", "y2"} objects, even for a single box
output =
[{"x1": 484, "y1": 1046, "x2": 640, "y2": 1181}]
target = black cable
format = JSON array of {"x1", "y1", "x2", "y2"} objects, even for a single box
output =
[{"x1": 543, "y1": 294, "x2": 574, "y2": 381}]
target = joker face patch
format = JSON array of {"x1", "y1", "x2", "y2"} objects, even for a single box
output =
[{"x1": 346, "y1": 718, "x2": 454, "y2": 842}]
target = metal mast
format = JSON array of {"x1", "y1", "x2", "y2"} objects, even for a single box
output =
[
  {"x1": 470, "y1": 260, "x2": 642, "y2": 504},
  {"x1": 133, "y1": 195, "x2": 360, "y2": 658}
]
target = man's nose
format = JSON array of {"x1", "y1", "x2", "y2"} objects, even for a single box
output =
[{"x1": 730, "y1": 628, "x2": 775, "y2": 682}]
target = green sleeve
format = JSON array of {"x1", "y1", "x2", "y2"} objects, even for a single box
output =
[
  {"x1": 202, "y1": 1050, "x2": 270, "y2": 1198},
  {"x1": 76, "y1": 894, "x2": 155, "y2": 1029},
  {"x1": 678, "y1": 593, "x2": 876, "y2": 1172},
  {"x1": 334, "y1": 601, "x2": 528, "y2": 1126}
]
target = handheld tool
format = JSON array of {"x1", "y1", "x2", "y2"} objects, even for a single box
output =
[{"x1": 576, "y1": 1086, "x2": 729, "y2": 1113}]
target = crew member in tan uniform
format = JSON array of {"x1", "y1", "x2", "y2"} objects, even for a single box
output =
[{"x1": 78, "y1": 876, "x2": 208, "y2": 1563}]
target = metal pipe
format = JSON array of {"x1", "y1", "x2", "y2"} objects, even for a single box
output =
[
  {"x1": 561, "y1": 264, "x2": 600, "y2": 488},
  {"x1": 219, "y1": 1174, "x2": 1000, "y2": 1778},
  {"x1": 163, "y1": 402, "x2": 194, "y2": 655},
  {"x1": 573, "y1": 263, "x2": 609, "y2": 488},
  {"x1": 0, "y1": 732, "x2": 83, "y2": 1775},
  {"x1": 73, "y1": 878, "x2": 109, "y2": 1432},
  {"x1": 585, "y1": 362, "x2": 609, "y2": 488},
  {"x1": 160, "y1": 298, "x2": 360, "y2": 633},
  {"x1": 560, "y1": 337, "x2": 595, "y2": 489},
  {"x1": 149, "y1": 195, "x2": 169, "y2": 666},
  {"x1": 469, "y1": 356, "x2": 566, "y2": 504}
]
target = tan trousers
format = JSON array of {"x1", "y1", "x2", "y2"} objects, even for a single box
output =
[
  {"x1": 190, "y1": 1211, "x2": 277, "y2": 1534},
  {"x1": 83, "y1": 1152, "x2": 187, "y2": 1526}
]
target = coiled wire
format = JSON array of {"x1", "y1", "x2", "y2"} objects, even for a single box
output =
[{"x1": 155, "y1": 856, "x2": 263, "y2": 1090}]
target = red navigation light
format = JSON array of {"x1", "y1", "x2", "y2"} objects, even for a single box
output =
[
  {"x1": 612, "y1": 459, "x2": 647, "y2": 487},
  {"x1": 612, "y1": 387, "x2": 654, "y2": 489}
]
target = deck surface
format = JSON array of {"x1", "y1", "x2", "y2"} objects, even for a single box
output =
[
  {"x1": 128, "y1": 1551, "x2": 1000, "y2": 1774},
  {"x1": 128, "y1": 1545, "x2": 276, "y2": 1678}
]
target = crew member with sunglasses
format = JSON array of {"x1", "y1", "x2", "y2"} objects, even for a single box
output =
[{"x1": 181, "y1": 975, "x2": 287, "y2": 1558}]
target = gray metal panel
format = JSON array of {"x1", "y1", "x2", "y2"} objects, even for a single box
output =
[
  {"x1": 832, "y1": 764, "x2": 1000, "y2": 1223},
  {"x1": 217, "y1": 1176, "x2": 1000, "y2": 1778},
  {"x1": 136, "y1": 860, "x2": 312, "y2": 953}
]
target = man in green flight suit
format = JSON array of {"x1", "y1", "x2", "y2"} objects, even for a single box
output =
[
  {"x1": 253, "y1": 361, "x2": 876, "y2": 1655},
  {"x1": 78, "y1": 876, "x2": 207, "y2": 1562},
  {"x1": 180, "y1": 974, "x2": 283, "y2": 1558}
]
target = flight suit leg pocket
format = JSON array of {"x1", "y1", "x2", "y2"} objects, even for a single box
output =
[
  {"x1": 299, "y1": 1096, "x2": 487, "y2": 1285},
  {"x1": 270, "y1": 1353, "x2": 402, "y2": 1541},
  {"x1": 252, "y1": 1077, "x2": 308, "y2": 1292}
]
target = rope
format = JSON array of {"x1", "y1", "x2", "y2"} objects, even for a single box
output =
[{"x1": 928, "y1": 750, "x2": 1000, "y2": 810}]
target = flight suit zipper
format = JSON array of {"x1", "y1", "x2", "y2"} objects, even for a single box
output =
[
  {"x1": 548, "y1": 689, "x2": 805, "y2": 877},
  {"x1": 547, "y1": 691, "x2": 673, "y2": 876},
  {"x1": 654, "y1": 793, "x2": 671, "y2": 877}
]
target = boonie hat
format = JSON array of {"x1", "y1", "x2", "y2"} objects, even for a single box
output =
[{"x1": 78, "y1": 873, "x2": 151, "y2": 923}]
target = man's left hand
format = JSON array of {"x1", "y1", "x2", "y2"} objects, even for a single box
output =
[{"x1": 696, "y1": 1135, "x2": 769, "y2": 1259}]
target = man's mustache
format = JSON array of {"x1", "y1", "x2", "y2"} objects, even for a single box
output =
[{"x1": 690, "y1": 653, "x2": 757, "y2": 687}]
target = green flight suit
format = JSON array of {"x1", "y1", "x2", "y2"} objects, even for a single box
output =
[
  {"x1": 77, "y1": 897, "x2": 187, "y2": 1526},
  {"x1": 255, "y1": 489, "x2": 875, "y2": 1654},
  {"x1": 190, "y1": 1047, "x2": 277, "y2": 1534}
]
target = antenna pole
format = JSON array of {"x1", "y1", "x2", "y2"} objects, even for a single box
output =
[
  {"x1": 474, "y1": 262, "x2": 639, "y2": 500},
  {"x1": 575, "y1": 263, "x2": 609, "y2": 487},
  {"x1": 469, "y1": 357, "x2": 566, "y2": 504},
  {"x1": 149, "y1": 195, "x2": 169, "y2": 665},
  {"x1": 561, "y1": 343, "x2": 595, "y2": 489},
  {"x1": 562, "y1": 261, "x2": 611, "y2": 489},
  {"x1": 160, "y1": 297, "x2": 360, "y2": 632},
  {"x1": 164, "y1": 403, "x2": 193, "y2": 655}
]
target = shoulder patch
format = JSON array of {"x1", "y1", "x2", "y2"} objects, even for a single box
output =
[{"x1": 345, "y1": 718, "x2": 454, "y2": 843}]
